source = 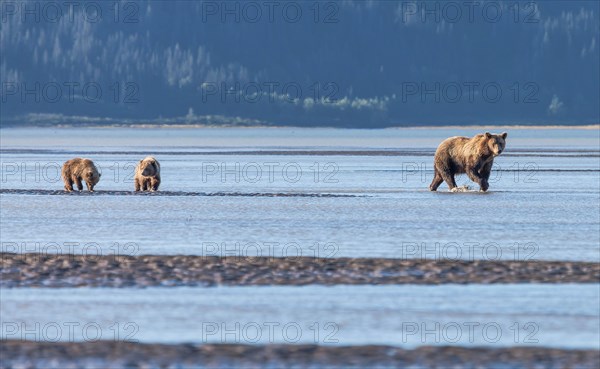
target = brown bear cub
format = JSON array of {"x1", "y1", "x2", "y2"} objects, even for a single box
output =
[
  {"x1": 134, "y1": 156, "x2": 161, "y2": 191},
  {"x1": 62, "y1": 158, "x2": 101, "y2": 192},
  {"x1": 430, "y1": 132, "x2": 507, "y2": 192}
]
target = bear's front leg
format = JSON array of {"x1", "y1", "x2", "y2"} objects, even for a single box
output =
[
  {"x1": 85, "y1": 181, "x2": 94, "y2": 192},
  {"x1": 150, "y1": 178, "x2": 160, "y2": 191},
  {"x1": 134, "y1": 178, "x2": 141, "y2": 192},
  {"x1": 465, "y1": 167, "x2": 484, "y2": 190},
  {"x1": 74, "y1": 176, "x2": 84, "y2": 191},
  {"x1": 478, "y1": 161, "x2": 493, "y2": 192}
]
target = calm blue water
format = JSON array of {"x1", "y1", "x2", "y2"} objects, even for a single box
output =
[
  {"x1": 1, "y1": 127, "x2": 598, "y2": 261},
  {"x1": 1, "y1": 127, "x2": 599, "y2": 352},
  {"x1": 1, "y1": 285, "x2": 598, "y2": 349}
]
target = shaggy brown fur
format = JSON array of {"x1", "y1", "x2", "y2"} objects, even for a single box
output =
[
  {"x1": 134, "y1": 156, "x2": 161, "y2": 191},
  {"x1": 62, "y1": 158, "x2": 101, "y2": 192},
  {"x1": 430, "y1": 132, "x2": 507, "y2": 192}
]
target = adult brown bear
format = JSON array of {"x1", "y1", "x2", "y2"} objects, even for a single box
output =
[
  {"x1": 134, "y1": 156, "x2": 161, "y2": 191},
  {"x1": 429, "y1": 132, "x2": 507, "y2": 192},
  {"x1": 62, "y1": 158, "x2": 101, "y2": 192}
]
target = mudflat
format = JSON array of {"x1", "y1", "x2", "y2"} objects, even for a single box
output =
[
  {"x1": 2, "y1": 341, "x2": 599, "y2": 369},
  {"x1": 2, "y1": 253, "x2": 598, "y2": 288}
]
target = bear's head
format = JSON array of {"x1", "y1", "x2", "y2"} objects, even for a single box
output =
[
  {"x1": 485, "y1": 132, "x2": 507, "y2": 156},
  {"x1": 139, "y1": 157, "x2": 159, "y2": 177},
  {"x1": 85, "y1": 168, "x2": 100, "y2": 186}
]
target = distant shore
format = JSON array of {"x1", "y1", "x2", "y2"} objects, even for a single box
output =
[
  {"x1": 2, "y1": 253, "x2": 598, "y2": 288},
  {"x1": 1, "y1": 123, "x2": 599, "y2": 130},
  {"x1": 2, "y1": 341, "x2": 598, "y2": 369}
]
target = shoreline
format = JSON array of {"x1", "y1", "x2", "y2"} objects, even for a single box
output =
[
  {"x1": 2, "y1": 341, "x2": 598, "y2": 368},
  {"x1": 2, "y1": 253, "x2": 598, "y2": 288},
  {"x1": 1, "y1": 124, "x2": 599, "y2": 130}
]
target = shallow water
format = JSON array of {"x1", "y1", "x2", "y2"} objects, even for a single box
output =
[
  {"x1": 2, "y1": 127, "x2": 599, "y2": 149},
  {"x1": 1, "y1": 128, "x2": 599, "y2": 261},
  {"x1": 1, "y1": 284, "x2": 598, "y2": 349},
  {"x1": 1, "y1": 127, "x2": 599, "y2": 354}
]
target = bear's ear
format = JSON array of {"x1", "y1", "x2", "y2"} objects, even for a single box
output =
[
  {"x1": 485, "y1": 132, "x2": 492, "y2": 138},
  {"x1": 501, "y1": 132, "x2": 507, "y2": 139}
]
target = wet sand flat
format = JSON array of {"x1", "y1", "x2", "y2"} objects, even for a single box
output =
[
  {"x1": 2, "y1": 341, "x2": 598, "y2": 369},
  {"x1": 2, "y1": 253, "x2": 598, "y2": 287},
  {"x1": 0, "y1": 189, "x2": 355, "y2": 197}
]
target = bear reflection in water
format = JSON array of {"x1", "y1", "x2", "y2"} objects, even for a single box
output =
[{"x1": 429, "y1": 132, "x2": 507, "y2": 192}]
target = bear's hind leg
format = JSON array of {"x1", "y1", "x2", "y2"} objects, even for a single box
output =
[
  {"x1": 64, "y1": 178, "x2": 74, "y2": 192},
  {"x1": 429, "y1": 169, "x2": 443, "y2": 191},
  {"x1": 440, "y1": 172, "x2": 457, "y2": 191}
]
